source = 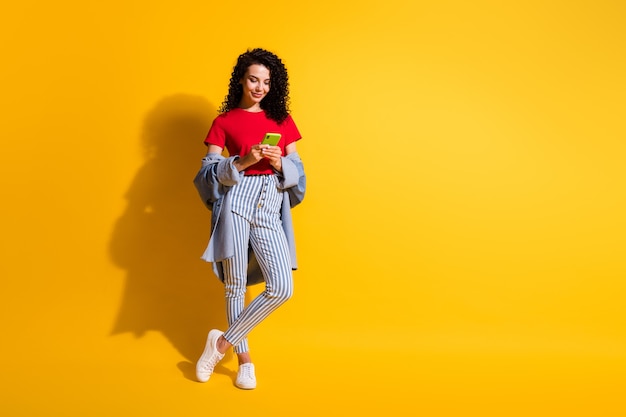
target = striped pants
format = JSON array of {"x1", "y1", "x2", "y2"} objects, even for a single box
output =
[{"x1": 222, "y1": 174, "x2": 294, "y2": 354}]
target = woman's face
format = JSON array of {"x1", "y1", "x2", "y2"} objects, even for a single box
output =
[{"x1": 239, "y1": 64, "x2": 271, "y2": 109}]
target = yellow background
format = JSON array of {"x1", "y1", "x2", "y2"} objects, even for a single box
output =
[{"x1": 1, "y1": 0, "x2": 625, "y2": 415}]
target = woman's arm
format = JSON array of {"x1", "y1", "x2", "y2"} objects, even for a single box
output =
[
  {"x1": 207, "y1": 143, "x2": 262, "y2": 173},
  {"x1": 285, "y1": 142, "x2": 297, "y2": 155},
  {"x1": 206, "y1": 144, "x2": 223, "y2": 154}
]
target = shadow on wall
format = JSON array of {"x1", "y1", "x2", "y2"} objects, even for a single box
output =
[{"x1": 109, "y1": 94, "x2": 225, "y2": 362}]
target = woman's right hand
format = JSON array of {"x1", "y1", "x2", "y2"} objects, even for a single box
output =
[{"x1": 234, "y1": 144, "x2": 270, "y2": 172}]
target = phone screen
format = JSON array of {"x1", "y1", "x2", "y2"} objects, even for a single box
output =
[{"x1": 262, "y1": 133, "x2": 281, "y2": 146}]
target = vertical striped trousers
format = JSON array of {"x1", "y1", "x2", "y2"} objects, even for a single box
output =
[{"x1": 221, "y1": 174, "x2": 293, "y2": 354}]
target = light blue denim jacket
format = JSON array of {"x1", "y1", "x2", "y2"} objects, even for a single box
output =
[{"x1": 193, "y1": 152, "x2": 306, "y2": 285}]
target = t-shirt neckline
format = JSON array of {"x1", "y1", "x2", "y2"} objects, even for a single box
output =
[{"x1": 236, "y1": 107, "x2": 264, "y2": 114}]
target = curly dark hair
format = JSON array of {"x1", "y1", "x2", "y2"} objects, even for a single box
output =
[{"x1": 218, "y1": 48, "x2": 291, "y2": 123}]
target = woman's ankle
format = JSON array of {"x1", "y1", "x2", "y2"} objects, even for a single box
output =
[
  {"x1": 216, "y1": 335, "x2": 231, "y2": 354},
  {"x1": 237, "y1": 352, "x2": 252, "y2": 365}
]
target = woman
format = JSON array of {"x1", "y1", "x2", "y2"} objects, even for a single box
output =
[{"x1": 193, "y1": 48, "x2": 306, "y2": 390}]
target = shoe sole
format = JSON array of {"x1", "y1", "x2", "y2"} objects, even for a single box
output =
[{"x1": 235, "y1": 383, "x2": 257, "y2": 390}]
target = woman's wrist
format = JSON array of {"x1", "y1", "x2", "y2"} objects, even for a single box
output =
[
  {"x1": 270, "y1": 159, "x2": 282, "y2": 173},
  {"x1": 233, "y1": 156, "x2": 251, "y2": 172}
]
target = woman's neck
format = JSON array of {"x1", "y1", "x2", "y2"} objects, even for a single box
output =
[{"x1": 238, "y1": 102, "x2": 263, "y2": 113}]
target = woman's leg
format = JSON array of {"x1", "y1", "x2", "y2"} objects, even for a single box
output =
[
  {"x1": 221, "y1": 209, "x2": 293, "y2": 348},
  {"x1": 221, "y1": 211, "x2": 252, "y2": 359}
]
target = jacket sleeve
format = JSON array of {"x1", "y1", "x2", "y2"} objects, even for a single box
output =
[
  {"x1": 276, "y1": 151, "x2": 306, "y2": 208},
  {"x1": 193, "y1": 152, "x2": 243, "y2": 210}
]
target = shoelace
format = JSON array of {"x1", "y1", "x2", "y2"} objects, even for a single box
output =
[
  {"x1": 200, "y1": 353, "x2": 222, "y2": 372},
  {"x1": 239, "y1": 365, "x2": 254, "y2": 380}
]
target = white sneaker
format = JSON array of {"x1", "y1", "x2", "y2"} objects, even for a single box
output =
[
  {"x1": 236, "y1": 363, "x2": 257, "y2": 390},
  {"x1": 196, "y1": 329, "x2": 225, "y2": 382}
]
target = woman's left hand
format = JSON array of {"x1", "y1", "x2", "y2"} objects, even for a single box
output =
[{"x1": 262, "y1": 146, "x2": 283, "y2": 172}]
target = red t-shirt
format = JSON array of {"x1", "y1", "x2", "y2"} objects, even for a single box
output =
[{"x1": 204, "y1": 108, "x2": 302, "y2": 175}]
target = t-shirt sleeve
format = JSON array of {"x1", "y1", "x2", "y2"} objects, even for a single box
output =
[
  {"x1": 204, "y1": 116, "x2": 226, "y2": 147},
  {"x1": 283, "y1": 115, "x2": 302, "y2": 146}
]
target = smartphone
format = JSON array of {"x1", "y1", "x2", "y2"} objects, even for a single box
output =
[{"x1": 262, "y1": 132, "x2": 281, "y2": 146}]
